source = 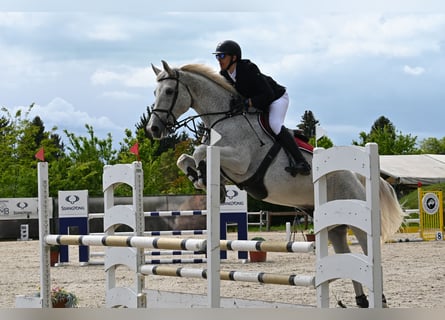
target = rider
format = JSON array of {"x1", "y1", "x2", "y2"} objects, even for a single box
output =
[{"x1": 213, "y1": 40, "x2": 311, "y2": 176}]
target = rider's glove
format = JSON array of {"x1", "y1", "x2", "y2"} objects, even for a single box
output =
[{"x1": 244, "y1": 99, "x2": 251, "y2": 111}]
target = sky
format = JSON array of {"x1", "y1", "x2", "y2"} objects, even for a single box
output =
[{"x1": 1, "y1": 1, "x2": 444, "y2": 149}]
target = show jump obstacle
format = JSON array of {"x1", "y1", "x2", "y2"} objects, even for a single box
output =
[{"x1": 31, "y1": 140, "x2": 383, "y2": 308}]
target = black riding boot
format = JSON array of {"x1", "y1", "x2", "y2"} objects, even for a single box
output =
[{"x1": 276, "y1": 126, "x2": 311, "y2": 176}]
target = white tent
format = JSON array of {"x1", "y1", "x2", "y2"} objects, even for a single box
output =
[{"x1": 380, "y1": 154, "x2": 445, "y2": 186}]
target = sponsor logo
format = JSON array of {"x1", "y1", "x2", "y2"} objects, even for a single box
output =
[
  {"x1": 225, "y1": 189, "x2": 238, "y2": 199},
  {"x1": 65, "y1": 195, "x2": 80, "y2": 204},
  {"x1": 61, "y1": 194, "x2": 85, "y2": 212},
  {"x1": 16, "y1": 202, "x2": 28, "y2": 209}
]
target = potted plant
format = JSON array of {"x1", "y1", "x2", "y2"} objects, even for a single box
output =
[
  {"x1": 305, "y1": 229, "x2": 315, "y2": 242},
  {"x1": 50, "y1": 245, "x2": 60, "y2": 267},
  {"x1": 249, "y1": 236, "x2": 267, "y2": 262},
  {"x1": 51, "y1": 287, "x2": 78, "y2": 308}
]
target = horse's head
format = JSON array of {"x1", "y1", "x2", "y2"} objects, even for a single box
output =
[{"x1": 146, "y1": 60, "x2": 193, "y2": 139}]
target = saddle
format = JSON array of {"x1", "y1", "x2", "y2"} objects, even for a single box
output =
[{"x1": 235, "y1": 114, "x2": 313, "y2": 200}]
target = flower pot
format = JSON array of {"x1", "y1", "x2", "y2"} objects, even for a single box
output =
[
  {"x1": 249, "y1": 251, "x2": 267, "y2": 262},
  {"x1": 305, "y1": 233, "x2": 315, "y2": 242},
  {"x1": 52, "y1": 299, "x2": 67, "y2": 308},
  {"x1": 50, "y1": 251, "x2": 59, "y2": 267}
]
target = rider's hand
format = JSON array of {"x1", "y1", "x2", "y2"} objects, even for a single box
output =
[{"x1": 244, "y1": 99, "x2": 251, "y2": 111}]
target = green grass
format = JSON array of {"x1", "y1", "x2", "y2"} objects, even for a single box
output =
[{"x1": 399, "y1": 183, "x2": 445, "y2": 209}]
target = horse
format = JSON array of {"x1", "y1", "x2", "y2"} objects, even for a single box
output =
[{"x1": 146, "y1": 60, "x2": 404, "y2": 308}]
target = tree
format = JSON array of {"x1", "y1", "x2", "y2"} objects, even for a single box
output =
[
  {"x1": 419, "y1": 137, "x2": 445, "y2": 154},
  {"x1": 60, "y1": 124, "x2": 118, "y2": 196},
  {"x1": 352, "y1": 116, "x2": 418, "y2": 155},
  {"x1": 297, "y1": 110, "x2": 319, "y2": 139},
  {"x1": 310, "y1": 136, "x2": 334, "y2": 149},
  {"x1": 0, "y1": 104, "x2": 65, "y2": 197},
  {"x1": 296, "y1": 110, "x2": 333, "y2": 148},
  {"x1": 136, "y1": 105, "x2": 151, "y2": 138},
  {"x1": 117, "y1": 128, "x2": 199, "y2": 196}
]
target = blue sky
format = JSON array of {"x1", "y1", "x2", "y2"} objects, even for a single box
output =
[{"x1": 1, "y1": 1, "x2": 444, "y2": 148}]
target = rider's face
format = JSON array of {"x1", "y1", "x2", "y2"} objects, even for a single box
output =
[{"x1": 216, "y1": 54, "x2": 236, "y2": 72}]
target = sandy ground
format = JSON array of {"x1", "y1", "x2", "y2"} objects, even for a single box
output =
[{"x1": 1, "y1": 231, "x2": 444, "y2": 309}]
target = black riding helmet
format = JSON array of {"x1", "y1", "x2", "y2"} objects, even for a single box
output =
[{"x1": 213, "y1": 40, "x2": 242, "y2": 60}]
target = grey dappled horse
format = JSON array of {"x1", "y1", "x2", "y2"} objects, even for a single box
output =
[{"x1": 146, "y1": 60, "x2": 404, "y2": 308}]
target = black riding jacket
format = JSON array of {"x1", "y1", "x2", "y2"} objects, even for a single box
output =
[{"x1": 221, "y1": 59, "x2": 286, "y2": 112}]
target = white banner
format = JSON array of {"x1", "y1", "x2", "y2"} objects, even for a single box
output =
[
  {"x1": 0, "y1": 198, "x2": 50, "y2": 220},
  {"x1": 58, "y1": 190, "x2": 89, "y2": 218},
  {"x1": 220, "y1": 185, "x2": 247, "y2": 212}
]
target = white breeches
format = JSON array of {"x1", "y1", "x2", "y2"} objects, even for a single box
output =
[{"x1": 269, "y1": 91, "x2": 289, "y2": 135}]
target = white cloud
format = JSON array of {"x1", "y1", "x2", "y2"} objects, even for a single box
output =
[
  {"x1": 90, "y1": 67, "x2": 153, "y2": 87},
  {"x1": 101, "y1": 91, "x2": 142, "y2": 100},
  {"x1": 90, "y1": 70, "x2": 121, "y2": 85},
  {"x1": 0, "y1": 12, "x2": 45, "y2": 28},
  {"x1": 321, "y1": 14, "x2": 445, "y2": 58},
  {"x1": 86, "y1": 23, "x2": 130, "y2": 41},
  {"x1": 403, "y1": 65, "x2": 425, "y2": 76},
  {"x1": 2, "y1": 9, "x2": 445, "y2": 148},
  {"x1": 27, "y1": 98, "x2": 122, "y2": 132}
]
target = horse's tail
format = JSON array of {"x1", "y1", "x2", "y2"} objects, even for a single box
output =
[{"x1": 379, "y1": 178, "x2": 404, "y2": 242}]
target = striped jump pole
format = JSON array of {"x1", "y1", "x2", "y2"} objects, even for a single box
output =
[
  {"x1": 88, "y1": 250, "x2": 207, "y2": 265},
  {"x1": 141, "y1": 265, "x2": 315, "y2": 287},
  {"x1": 45, "y1": 234, "x2": 314, "y2": 253},
  {"x1": 91, "y1": 250, "x2": 204, "y2": 257},
  {"x1": 90, "y1": 230, "x2": 207, "y2": 236},
  {"x1": 144, "y1": 210, "x2": 206, "y2": 217},
  {"x1": 145, "y1": 258, "x2": 207, "y2": 264},
  {"x1": 221, "y1": 240, "x2": 314, "y2": 253},
  {"x1": 45, "y1": 234, "x2": 206, "y2": 252},
  {"x1": 89, "y1": 210, "x2": 207, "y2": 220}
]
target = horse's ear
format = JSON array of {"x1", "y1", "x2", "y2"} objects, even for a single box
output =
[
  {"x1": 152, "y1": 63, "x2": 161, "y2": 76},
  {"x1": 161, "y1": 60, "x2": 175, "y2": 77}
]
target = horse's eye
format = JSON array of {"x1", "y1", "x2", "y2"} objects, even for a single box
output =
[{"x1": 165, "y1": 88, "x2": 174, "y2": 95}]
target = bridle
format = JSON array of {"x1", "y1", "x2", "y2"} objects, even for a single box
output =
[{"x1": 148, "y1": 69, "x2": 193, "y2": 134}]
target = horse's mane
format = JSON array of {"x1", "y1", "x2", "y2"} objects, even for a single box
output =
[{"x1": 180, "y1": 64, "x2": 238, "y2": 94}]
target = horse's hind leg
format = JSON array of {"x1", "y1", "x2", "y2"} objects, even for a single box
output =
[
  {"x1": 350, "y1": 226, "x2": 388, "y2": 308},
  {"x1": 328, "y1": 225, "x2": 368, "y2": 307}
]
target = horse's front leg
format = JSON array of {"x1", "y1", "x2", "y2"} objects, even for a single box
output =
[
  {"x1": 192, "y1": 145, "x2": 210, "y2": 189},
  {"x1": 177, "y1": 153, "x2": 203, "y2": 191}
]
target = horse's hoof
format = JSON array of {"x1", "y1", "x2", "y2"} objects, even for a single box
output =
[
  {"x1": 382, "y1": 294, "x2": 388, "y2": 308},
  {"x1": 355, "y1": 294, "x2": 369, "y2": 308},
  {"x1": 356, "y1": 294, "x2": 388, "y2": 308},
  {"x1": 186, "y1": 167, "x2": 198, "y2": 183}
]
